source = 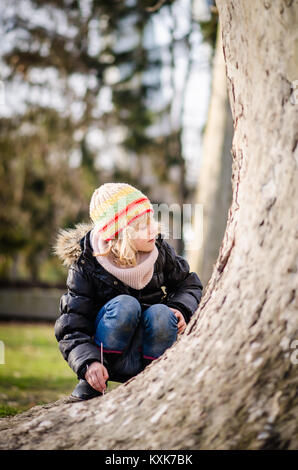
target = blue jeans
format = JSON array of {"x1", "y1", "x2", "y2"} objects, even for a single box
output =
[{"x1": 94, "y1": 294, "x2": 178, "y2": 381}]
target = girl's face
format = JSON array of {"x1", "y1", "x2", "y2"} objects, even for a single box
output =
[{"x1": 131, "y1": 214, "x2": 158, "y2": 252}]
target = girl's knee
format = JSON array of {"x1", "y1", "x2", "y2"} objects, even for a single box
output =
[
  {"x1": 113, "y1": 294, "x2": 141, "y2": 311},
  {"x1": 104, "y1": 294, "x2": 141, "y2": 324},
  {"x1": 142, "y1": 305, "x2": 178, "y2": 358},
  {"x1": 94, "y1": 295, "x2": 142, "y2": 350},
  {"x1": 142, "y1": 304, "x2": 177, "y2": 331},
  {"x1": 115, "y1": 294, "x2": 141, "y2": 317}
]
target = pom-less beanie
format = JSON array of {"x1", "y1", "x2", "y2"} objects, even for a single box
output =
[{"x1": 89, "y1": 183, "x2": 154, "y2": 241}]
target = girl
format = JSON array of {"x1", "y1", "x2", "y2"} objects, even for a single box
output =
[{"x1": 54, "y1": 183, "x2": 203, "y2": 400}]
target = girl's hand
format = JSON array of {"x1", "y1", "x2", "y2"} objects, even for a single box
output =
[
  {"x1": 85, "y1": 361, "x2": 109, "y2": 393},
  {"x1": 169, "y1": 308, "x2": 186, "y2": 334}
]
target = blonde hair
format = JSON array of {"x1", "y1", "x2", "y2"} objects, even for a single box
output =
[{"x1": 91, "y1": 183, "x2": 163, "y2": 268}]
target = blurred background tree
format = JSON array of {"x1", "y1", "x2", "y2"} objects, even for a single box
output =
[{"x1": 0, "y1": 0, "x2": 219, "y2": 285}]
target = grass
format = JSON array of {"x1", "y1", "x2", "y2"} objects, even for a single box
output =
[{"x1": 0, "y1": 321, "x2": 120, "y2": 418}]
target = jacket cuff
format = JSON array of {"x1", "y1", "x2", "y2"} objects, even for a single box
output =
[
  {"x1": 165, "y1": 302, "x2": 190, "y2": 324},
  {"x1": 77, "y1": 356, "x2": 109, "y2": 380},
  {"x1": 77, "y1": 359, "x2": 99, "y2": 380}
]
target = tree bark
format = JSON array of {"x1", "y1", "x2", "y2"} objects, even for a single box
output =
[
  {"x1": 188, "y1": 20, "x2": 233, "y2": 288},
  {"x1": 1, "y1": 0, "x2": 298, "y2": 449}
]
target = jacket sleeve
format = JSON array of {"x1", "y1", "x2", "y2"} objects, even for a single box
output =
[
  {"x1": 54, "y1": 265, "x2": 106, "y2": 380},
  {"x1": 162, "y1": 239, "x2": 203, "y2": 324}
]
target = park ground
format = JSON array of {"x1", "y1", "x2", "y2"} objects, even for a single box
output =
[{"x1": 0, "y1": 321, "x2": 120, "y2": 418}]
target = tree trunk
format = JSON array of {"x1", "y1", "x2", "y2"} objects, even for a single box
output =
[
  {"x1": 1, "y1": 0, "x2": 298, "y2": 450},
  {"x1": 188, "y1": 21, "x2": 233, "y2": 288}
]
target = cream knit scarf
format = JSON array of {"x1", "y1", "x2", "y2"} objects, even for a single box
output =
[{"x1": 90, "y1": 228, "x2": 159, "y2": 290}]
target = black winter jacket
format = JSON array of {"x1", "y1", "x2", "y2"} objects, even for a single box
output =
[{"x1": 53, "y1": 223, "x2": 203, "y2": 380}]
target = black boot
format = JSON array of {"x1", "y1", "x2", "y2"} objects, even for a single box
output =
[
  {"x1": 142, "y1": 357, "x2": 154, "y2": 369},
  {"x1": 70, "y1": 379, "x2": 105, "y2": 401}
]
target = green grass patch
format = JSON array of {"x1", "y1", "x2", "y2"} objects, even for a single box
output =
[{"x1": 0, "y1": 322, "x2": 120, "y2": 418}]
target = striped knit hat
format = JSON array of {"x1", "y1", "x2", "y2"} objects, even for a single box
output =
[{"x1": 89, "y1": 183, "x2": 154, "y2": 241}]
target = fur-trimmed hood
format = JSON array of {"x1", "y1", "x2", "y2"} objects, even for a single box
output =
[{"x1": 52, "y1": 222, "x2": 93, "y2": 268}]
